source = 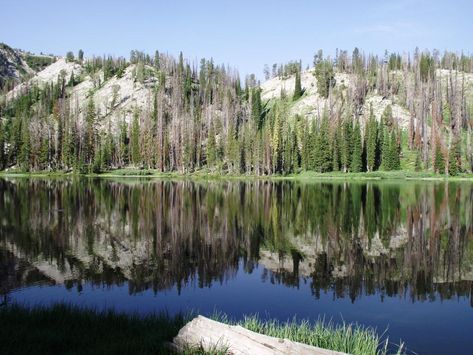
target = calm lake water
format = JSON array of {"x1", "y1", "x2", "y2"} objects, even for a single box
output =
[{"x1": 0, "y1": 178, "x2": 472, "y2": 354}]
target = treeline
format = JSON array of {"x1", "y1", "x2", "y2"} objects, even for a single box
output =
[{"x1": 0, "y1": 47, "x2": 472, "y2": 175}]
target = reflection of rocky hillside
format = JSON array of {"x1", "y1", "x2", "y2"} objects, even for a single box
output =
[{"x1": 0, "y1": 179, "x2": 472, "y2": 304}]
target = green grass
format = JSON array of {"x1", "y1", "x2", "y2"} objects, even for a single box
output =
[
  {"x1": 2, "y1": 167, "x2": 472, "y2": 181},
  {"x1": 0, "y1": 304, "x2": 186, "y2": 355},
  {"x1": 215, "y1": 314, "x2": 405, "y2": 355},
  {"x1": 0, "y1": 304, "x2": 405, "y2": 355}
]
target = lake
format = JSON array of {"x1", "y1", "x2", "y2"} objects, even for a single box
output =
[{"x1": 0, "y1": 177, "x2": 472, "y2": 354}]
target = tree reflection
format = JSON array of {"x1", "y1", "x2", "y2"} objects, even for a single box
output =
[{"x1": 0, "y1": 178, "x2": 471, "y2": 305}]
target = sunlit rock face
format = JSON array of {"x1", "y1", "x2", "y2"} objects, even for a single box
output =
[{"x1": 0, "y1": 178, "x2": 472, "y2": 303}]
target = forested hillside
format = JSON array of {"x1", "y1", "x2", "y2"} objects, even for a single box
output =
[{"x1": 0, "y1": 46, "x2": 472, "y2": 175}]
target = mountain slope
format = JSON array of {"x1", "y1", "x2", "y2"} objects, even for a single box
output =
[{"x1": 0, "y1": 43, "x2": 55, "y2": 89}]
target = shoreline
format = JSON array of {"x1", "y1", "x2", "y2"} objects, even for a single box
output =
[
  {"x1": 0, "y1": 304, "x2": 401, "y2": 355},
  {"x1": 0, "y1": 169, "x2": 472, "y2": 181}
]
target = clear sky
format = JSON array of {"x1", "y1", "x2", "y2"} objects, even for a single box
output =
[{"x1": 1, "y1": 0, "x2": 472, "y2": 78}]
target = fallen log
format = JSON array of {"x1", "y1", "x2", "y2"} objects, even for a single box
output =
[{"x1": 172, "y1": 315, "x2": 348, "y2": 355}]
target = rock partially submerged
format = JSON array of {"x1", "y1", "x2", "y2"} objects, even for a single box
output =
[{"x1": 171, "y1": 315, "x2": 347, "y2": 355}]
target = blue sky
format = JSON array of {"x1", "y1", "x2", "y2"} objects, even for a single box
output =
[{"x1": 1, "y1": 0, "x2": 472, "y2": 77}]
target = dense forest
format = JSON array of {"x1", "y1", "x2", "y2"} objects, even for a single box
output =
[{"x1": 0, "y1": 47, "x2": 472, "y2": 175}]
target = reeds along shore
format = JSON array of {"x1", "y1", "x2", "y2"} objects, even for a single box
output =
[{"x1": 0, "y1": 304, "x2": 404, "y2": 355}]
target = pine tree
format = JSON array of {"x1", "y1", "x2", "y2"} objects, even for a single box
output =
[
  {"x1": 448, "y1": 141, "x2": 460, "y2": 176},
  {"x1": 226, "y1": 121, "x2": 239, "y2": 172},
  {"x1": 381, "y1": 127, "x2": 391, "y2": 170},
  {"x1": 366, "y1": 106, "x2": 378, "y2": 172},
  {"x1": 307, "y1": 123, "x2": 317, "y2": 170},
  {"x1": 332, "y1": 126, "x2": 340, "y2": 171},
  {"x1": 131, "y1": 110, "x2": 141, "y2": 166},
  {"x1": 283, "y1": 126, "x2": 296, "y2": 173},
  {"x1": 103, "y1": 125, "x2": 113, "y2": 168},
  {"x1": 271, "y1": 106, "x2": 283, "y2": 173},
  {"x1": 119, "y1": 119, "x2": 129, "y2": 167},
  {"x1": 293, "y1": 70, "x2": 302, "y2": 101},
  {"x1": 376, "y1": 121, "x2": 384, "y2": 168},
  {"x1": 434, "y1": 144, "x2": 445, "y2": 174},
  {"x1": 66, "y1": 51, "x2": 74, "y2": 62},
  {"x1": 39, "y1": 136, "x2": 49, "y2": 170},
  {"x1": 351, "y1": 121, "x2": 363, "y2": 172},
  {"x1": 54, "y1": 103, "x2": 63, "y2": 169},
  {"x1": 251, "y1": 88, "x2": 263, "y2": 130},
  {"x1": 206, "y1": 121, "x2": 217, "y2": 169},
  {"x1": 84, "y1": 98, "x2": 96, "y2": 165},
  {"x1": 0, "y1": 120, "x2": 5, "y2": 170},
  {"x1": 341, "y1": 118, "x2": 353, "y2": 172},
  {"x1": 390, "y1": 130, "x2": 401, "y2": 170},
  {"x1": 299, "y1": 117, "x2": 310, "y2": 170},
  {"x1": 10, "y1": 116, "x2": 22, "y2": 165},
  {"x1": 415, "y1": 150, "x2": 422, "y2": 171},
  {"x1": 62, "y1": 126, "x2": 72, "y2": 169},
  {"x1": 314, "y1": 60, "x2": 335, "y2": 98},
  {"x1": 19, "y1": 119, "x2": 31, "y2": 171},
  {"x1": 315, "y1": 112, "x2": 332, "y2": 172},
  {"x1": 92, "y1": 138, "x2": 104, "y2": 173}
]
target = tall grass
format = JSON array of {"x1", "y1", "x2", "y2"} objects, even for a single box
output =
[
  {"x1": 0, "y1": 304, "x2": 405, "y2": 355},
  {"x1": 215, "y1": 314, "x2": 405, "y2": 355},
  {"x1": 0, "y1": 304, "x2": 185, "y2": 355}
]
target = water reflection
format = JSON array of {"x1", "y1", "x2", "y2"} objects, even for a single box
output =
[{"x1": 0, "y1": 178, "x2": 472, "y2": 306}]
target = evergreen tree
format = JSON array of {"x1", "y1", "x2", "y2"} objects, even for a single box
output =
[
  {"x1": 293, "y1": 70, "x2": 302, "y2": 101},
  {"x1": 62, "y1": 126, "x2": 72, "y2": 169},
  {"x1": 390, "y1": 130, "x2": 401, "y2": 170},
  {"x1": 307, "y1": 123, "x2": 317, "y2": 170},
  {"x1": 66, "y1": 51, "x2": 74, "y2": 62},
  {"x1": 331, "y1": 126, "x2": 341, "y2": 171},
  {"x1": 131, "y1": 110, "x2": 141, "y2": 166},
  {"x1": 10, "y1": 116, "x2": 22, "y2": 165},
  {"x1": 366, "y1": 106, "x2": 378, "y2": 171},
  {"x1": 226, "y1": 121, "x2": 240, "y2": 172},
  {"x1": 381, "y1": 127, "x2": 391, "y2": 170},
  {"x1": 19, "y1": 119, "x2": 31, "y2": 170},
  {"x1": 299, "y1": 117, "x2": 310, "y2": 170},
  {"x1": 39, "y1": 136, "x2": 49, "y2": 169},
  {"x1": 448, "y1": 141, "x2": 460, "y2": 176},
  {"x1": 314, "y1": 60, "x2": 335, "y2": 98},
  {"x1": 0, "y1": 120, "x2": 5, "y2": 169},
  {"x1": 377, "y1": 121, "x2": 384, "y2": 168},
  {"x1": 341, "y1": 119, "x2": 353, "y2": 172},
  {"x1": 84, "y1": 98, "x2": 96, "y2": 165},
  {"x1": 92, "y1": 140, "x2": 104, "y2": 173},
  {"x1": 271, "y1": 106, "x2": 283, "y2": 173},
  {"x1": 206, "y1": 121, "x2": 217, "y2": 169},
  {"x1": 434, "y1": 144, "x2": 445, "y2": 174},
  {"x1": 119, "y1": 119, "x2": 129, "y2": 167},
  {"x1": 415, "y1": 150, "x2": 422, "y2": 171},
  {"x1": 315, "y1": 112, "x2": 332, "y2": 172},
  {"x1": 251, "y1": 88, "x2": 263, "y2": 130},
  {"x1": 351, "y1": 121, "x2": 363, "y2": 172},
  {"x1": 283, "y1": 126, "x2": 297, "y2": 173}
]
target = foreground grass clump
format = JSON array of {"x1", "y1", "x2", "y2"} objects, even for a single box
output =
[
  {"x1": 217, "y1": 315, "x2": 405, "y2": 355},
  {"x1": 0, "y1": 304, "x2": 187, "y2": 355},
  {"x1": 0, "y1": 304, "x2": 404, "y2": 355}
]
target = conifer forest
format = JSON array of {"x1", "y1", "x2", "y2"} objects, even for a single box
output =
[{"x1": 1, "y1": 46, "x2": 472, "y2": 176}]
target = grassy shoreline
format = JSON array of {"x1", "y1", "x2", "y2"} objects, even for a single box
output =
[
  {"x1": 1, "y1": 168, "x2": 472, "y2": 181},
  {"x1": 0, "y1": 304, "x2": 403, "y2": 355}
]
